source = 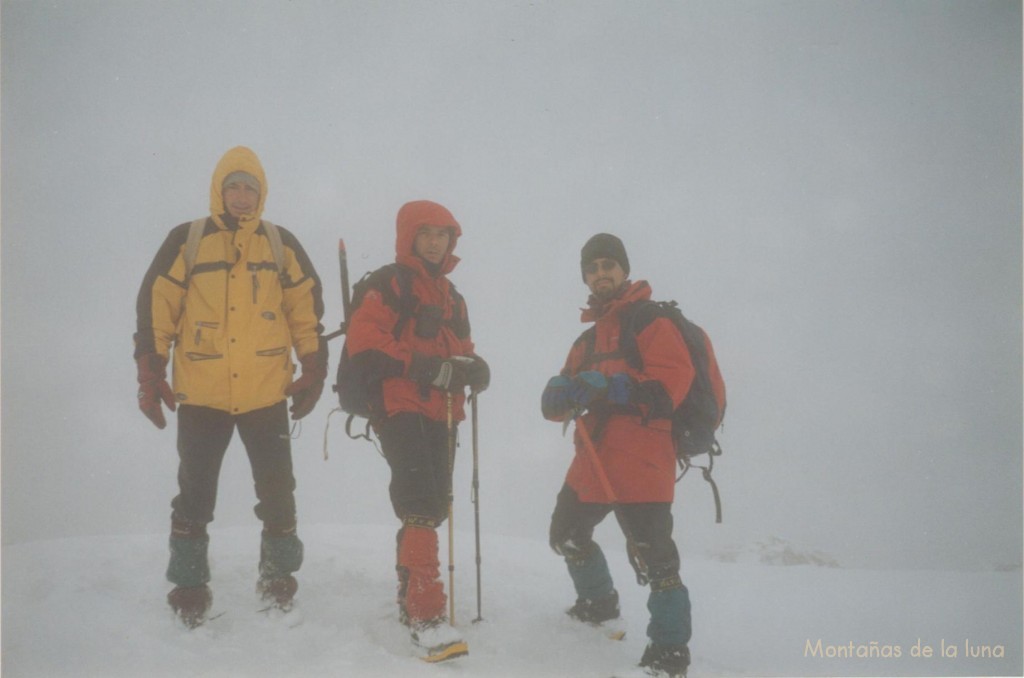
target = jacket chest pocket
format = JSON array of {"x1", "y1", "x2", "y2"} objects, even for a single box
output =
[{"x1": 247, "y1": 263, "x2": 282, "y2": 306}]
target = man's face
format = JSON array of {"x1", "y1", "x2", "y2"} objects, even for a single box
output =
[
  {"x1": 223, "y1": 181, "x2": 260, "y2": 218},
  {"x1": 584, "y1": 257, "x2": 626, "y2": 299},
  {"x1": 413, "y1": 225, "x2": 452, "y2": 265}
]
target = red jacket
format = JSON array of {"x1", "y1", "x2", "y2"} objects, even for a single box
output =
[
  {"x1": 553, "y1": 281, "x2": 694, "y2": 503},
  {"x1": 345, "y1": 201, "x2": 475, "y2": 422}
]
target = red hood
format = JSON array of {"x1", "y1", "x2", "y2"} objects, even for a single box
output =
[
  {"x1": 394, "y1": 200, "x2": 462, "y2": 276},
  {"x1": 581, "y1": 280, "x2": 651, "y2": 323}
]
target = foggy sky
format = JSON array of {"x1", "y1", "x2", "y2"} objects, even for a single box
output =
[{"x1": 2, "y1": 0, "x2": 1021, "y2": 572}]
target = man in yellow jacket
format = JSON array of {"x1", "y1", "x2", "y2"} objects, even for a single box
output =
[{"x1": 134, "y1": 146, "x2": 326, "y2": 628}]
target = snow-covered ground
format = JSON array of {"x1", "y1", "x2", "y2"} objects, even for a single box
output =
[{"x1": 3, "y1": 524, "x2": 1020, "y2": 677}]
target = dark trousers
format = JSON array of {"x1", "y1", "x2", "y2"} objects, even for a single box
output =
[
  {"x1": 549, "y1": 484, "x2": 680, "y2": 585},
  {"x1": 377, "y1": 412, "x2": 454, "y2": 525},
  {"x1": 171, "y1": 401, "x2": 297, "y2": 531}
]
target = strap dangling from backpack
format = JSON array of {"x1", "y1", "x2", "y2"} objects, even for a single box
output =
[{"x1": 677, "y1": 454, "x2": 723, "y2": 524}]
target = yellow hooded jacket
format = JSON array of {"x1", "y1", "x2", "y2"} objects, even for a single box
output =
[{"x1": 134, "y1": 146, "x2": 324, "y2": 415}]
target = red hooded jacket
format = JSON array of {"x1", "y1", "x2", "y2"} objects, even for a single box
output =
[
  {"x1": 552, "y1": 280, "x2": 694, "y2": 503},
  {"x1": 345, "y1": 201, "x2": 475, "y2": 422}
]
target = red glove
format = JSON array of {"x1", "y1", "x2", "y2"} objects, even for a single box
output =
[
  {"x1": 137, "y1": 353, "x2": 176, "y2": 429},
  {"x1": 285, "y1": 348, "x2": 327, "y2": 420}
]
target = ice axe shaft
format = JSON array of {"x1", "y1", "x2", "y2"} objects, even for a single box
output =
[
  {"x1": 324, "y1": 238, "x2": 351, "y2": 341},
  {"x1": 571, "y1": 414, "x2": 649, "y2": 585}
]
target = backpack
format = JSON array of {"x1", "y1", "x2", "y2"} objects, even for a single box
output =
[
  {"x1": 622, "y1": 301, "x2": 726, "y2": 459},
  {"x1": 333, "y1": 264, "x2": 467, "y2": 426},
  {"x1": 579, "y1": 298, "x2": 727, "y2": 521},
  {"x1": 183, "y1": 217, "x2": 286, "y2": 282}
]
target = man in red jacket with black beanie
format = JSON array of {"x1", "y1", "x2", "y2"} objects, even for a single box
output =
[{"x1": 542, "y1": 233, "x2": 694, "y2": 677}]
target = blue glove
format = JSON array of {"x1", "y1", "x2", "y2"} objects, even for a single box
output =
[
  {"x1": 607, "y1": 372, "x2": 634, "y2": 406},
  {"x1": 542, "y1": 375, "x2": 572, "y2": 418},
  {"x1": 569, "y1": 371, "x2": 608, "y2": 408}
]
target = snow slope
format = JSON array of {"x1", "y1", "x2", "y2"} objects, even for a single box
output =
[{"x1": 3, "y1": 524, "x2": 1020, "y2": 677}]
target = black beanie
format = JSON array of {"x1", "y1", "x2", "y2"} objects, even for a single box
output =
[{"x1": 580, "y1": 233, "x2": 630, "y2": 281}]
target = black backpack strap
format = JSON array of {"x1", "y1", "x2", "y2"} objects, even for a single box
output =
[
  {"x1": 573, "y1": 326, "x2": 599, "y2": 371},
  {"x1": 579, "y1": 300, "x2": 663, "y2": 372},
  {"x1": 390, "y1": 265, "x2": 418, "y2": 340},
  {"x1": 345, "y1": 413, "x2": 376, "y2": 442},
  {"x1": 351, "y1": 264, "x2": 417, "y2": 341},
  {"x1": 620, "y1": 300, "x2": 680, "y2": 371},
  {"x1": 677, "y1": 454, "x2": 723, "y2": 524},
  {"x1": 366, "y1": 265, "x2": 466, "y2": 341},
  {"x1": 446, "y1": 282, "x2": 470, "y2": 339}
]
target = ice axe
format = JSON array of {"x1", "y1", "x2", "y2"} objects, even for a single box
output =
[
  {"x1": 324, "y1": 238, "x2": 351, "y2": 342},
  {"x1": 566, "y1": 410, "x2": 650, "y2": 586}
]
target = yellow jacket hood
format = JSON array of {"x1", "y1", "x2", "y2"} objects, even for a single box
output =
[{"x1": 209, "y1": 146, "x2": 268, "y2": 230}]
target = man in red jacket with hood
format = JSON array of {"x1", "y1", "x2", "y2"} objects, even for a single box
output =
[
  {"x1": 344, "y1": 200, "x2": 488, "y2": 660},
  {"x1": 542, "y1": 234, "x2": 694, "y2": 677}
]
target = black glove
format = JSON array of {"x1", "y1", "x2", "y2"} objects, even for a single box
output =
[
  {"x1": 411, "y1": 353, "x2": 469, "y2": 392},
  {"x1": 464, "y1": 354, "x2": 490, "y2": 393}
]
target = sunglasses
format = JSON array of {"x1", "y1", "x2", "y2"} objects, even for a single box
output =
[{"x1": 584, "y1": 260, "x2": 619, "y2": 275}]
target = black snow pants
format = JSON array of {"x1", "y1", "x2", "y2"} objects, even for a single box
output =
[
  {"x1": 549, "y1": 484, "x2": 681, "y2": 584},
  {"x1": 377, "y1": 412, "x2": 454, "y2": 526},
  {"x1": 170, "y1": 401, "x2": 297, "y2": 532}
]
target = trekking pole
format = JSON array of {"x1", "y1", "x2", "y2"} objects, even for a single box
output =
[
  {"x1": 470, "y1": 392, "x2": 483, "y2": 623},
  {"x1": 446, "y1": 391, "x2": 456, "y2": 625},
  {"x1": 571, "y1": 413, "x2": 650, "y2": 586}
]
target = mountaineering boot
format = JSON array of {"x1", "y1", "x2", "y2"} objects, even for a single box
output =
[
  {"x1": 258, "y1": 523, "x2": 303, "y2": 611},
  {"x1": 567, "y1": 588, "x2": 620, "y2": 624},
  {"x1": 167, "y1": 585, "x2": 212, "y2": 629},
  {"x1": 396, "y1": 522, "x2": 446, "y2": 624},
  {"x1": 257, "y1": 574, "x2": 298, "y2": 611},
  {"x1": 638, "y1": 642, "x2": 690, "y2": 677},
  {"x1": 394, "y1": 521, "x2": 465, "y2": 662},
  {"x1": 166, "y1": 519, "x2": 211, "y2": 628},
  {"x1": 411, "y1": 617, "x2": 468, "y2": 663},
  {"x1": 563, "y1": 541, "x2": 620, "y2": 627}
]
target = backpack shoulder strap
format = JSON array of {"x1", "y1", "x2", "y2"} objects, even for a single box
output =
[
  {"x1": 618, "y1": 300, "x2": 664, "y2": 371},
  {"x1": 183, "y1": 218, "x2": 208, "y2": 282},
  {"x1": 391, "y1": 265, "x2": 421, "y2": 340},
  {"x1": 351, "y1": 264, "x2": 416, "y2": 341},
  {"x1": 621, "y1": 299, "x2": 700, "y2": 373},
  {"x1": 574, "y1": 326, "x2": 599, "y2": 370},
  {"x1": 577, "y1": 300, "x2": 678, "y2": 371},
  {"x1": 260, "y1": 220, "x2": 286, "y2": 279},
  {"x1": 445, "y1": 280, "x2": 470, "y2": 339}
]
